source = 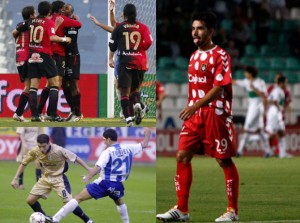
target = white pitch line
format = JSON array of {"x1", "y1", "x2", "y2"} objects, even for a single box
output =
[{"x1": 240, "y1": 220, "x2": 300, "y2": 223}]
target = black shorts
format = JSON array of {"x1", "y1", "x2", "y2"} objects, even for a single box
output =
[
  {"x1": 52, "y1": 53, "x2": 65, "y2": 77},
  {"x1": 117, "y1": 65, "x2": 145, "y2": 90},
  {"x1": 17, "y1": 61, "x2": 28, "y2": 82},
  {"x1": 65, "y1": 54, "x2": 80, "y2": 80},
  {"x1": 28, "y1": 53, "x2": 58, "y2": 79}
]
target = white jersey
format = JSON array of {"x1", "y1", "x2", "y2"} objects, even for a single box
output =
[
  {"x1": 16, "y1": 127, "x2": 43, "y2": 149},
  {"x1": 96, "y1": 143, "x2": 143, "y2": 182},
  {"x1": 236, "y1": 78, "x2": 267, "y2": 108},
  {"x1": 268, "y1": 85, "x2": 285, "y2": 110}
]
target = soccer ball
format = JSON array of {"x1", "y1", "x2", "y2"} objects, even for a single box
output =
[{"x1": 29, "y1": 212, "x2": 46, "y2": 223}]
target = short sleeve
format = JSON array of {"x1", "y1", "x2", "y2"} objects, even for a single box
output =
[
  {"x1": 61, "y1": 148, "x2": 77, "y2": 163},
  {"x1": 213, "y1": 51, "x2": 232, "y2": 87},
  {"x1": 96, "y1": 149, "x2": 110, "y2": 169},
  {"x1": 21, "y1": 148, "x2": 36, "y2": 165}
]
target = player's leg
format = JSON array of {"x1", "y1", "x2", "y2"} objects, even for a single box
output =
[
  {"x1": 67, "y1": 79, "x2": 83, "y2": 122},
  {"x1": 28, "y1": 77, "x2": 42, "y2": 121},
  {"x1": 215, "y1": 158, "x2": 239, "y2": 222},
  {"x1": 114, "y1": 199, "x2": 129, "y2": 223},
  {"x1": 27, "y1": 194, "x2": 47, "y2": 215},
  {"x1": 38, "y1": 82, "x2": 50, "y2": 116},
  {"x1": 130, "y1": 70, "x2": 145, "y2": 125}
]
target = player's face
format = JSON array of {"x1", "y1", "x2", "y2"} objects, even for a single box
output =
[
  {"x1": 38, "y1": 143, "x2": 50, "y2": 154},
  {"x1": 192, "y1": 20, "x2": 212, "y2": 49},
  {"x1": 63, "y1": 5, "x2": 73, "y2": 17}
]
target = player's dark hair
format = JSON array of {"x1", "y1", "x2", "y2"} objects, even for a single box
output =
[
  {"x1": 245, "y1": 66, "x2": 258, "y2": 78},
  {"x1": 38, "y1": 1, "x2": 52, "y2": 17},
  {"x1": 123, "y1": 3, "x2": 136, "y2": 24},
  {"x1": 277, "y1": 75, "x2": 286, "y2": 84},
  {"x1": 192, "y1": 12, "x2": 217, "y2": 30},
  {"x1": 22, "y1": 6, "x2": 35, "y2": 20},
  {"x1": 37, "y1": 134, "x2": 50, "y2": 144},
  {"x1": 103, "y1": 129, "x2": 118, "y2": 141},
  {"x1": 52, "y1": 0, "x2": 65, "y2": 14}
]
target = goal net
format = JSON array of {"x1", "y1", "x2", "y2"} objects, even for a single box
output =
[{"x1": 107, "y1": 0, "x2": 156, "y2": 118}]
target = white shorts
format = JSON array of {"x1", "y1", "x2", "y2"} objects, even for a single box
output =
[
  {"x1": 265, "y1": 105, "x2": 285, "y2": 134},
  {"x1": 244, "y1": 104, "x2": 264, "y2": 132}
]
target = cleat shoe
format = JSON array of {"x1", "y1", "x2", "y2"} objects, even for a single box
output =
[
  {"x1": 134, "y1": 103, "x2": 143, "y2": 125},
  {"x1": 126, "y1": 116, "x2": 134, "y2": 127},
  {"x1": 215, "y1": 207, "x2": 239, "y2": 222},
  {"x1": 44, "y1": 114, "x2": 65, "y2": 122},
  {"x1": 68, "y1": 113, "x2": 83, "y2": 122},
  {"x1": 156, "y1": 206, "x2": 190, "y2": 222},
  {"x1": 39, "y1": 114, "x2": 45, "y2": 122},
  {"x1": 45, "y1": 216, "x2": 55, "y2": 223},
  {"x1": 86, "y1": 220, "x2": 94, "y2": 223},
  {"x1": 31, "y1": 116, "x2": 44, "y2": 122},
  {"x1": 13, "y1": 113, "x2": 29, "y2": 122},
  {"x1": 65, "y1": 112, "x2": 74, "y2": 121}
]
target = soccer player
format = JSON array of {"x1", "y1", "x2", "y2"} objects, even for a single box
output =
[
  {"x1": 38, "y1": 0, "x2": 82, "y2": 121},
  {"x1": 156, "y1": 12, "x2": 239, "y2": 222},
  {"x1": 266, "y1": 75, "x2": 290, "y2": 158},
  {"x1": 233, "y1": 66, "x2": 272, "y2": 157},
  {"x1": 12, "y1": 6, "x2": 36, "y2": 122},
  {"x1": 109, "y1": 3, "x2": 153, "y2": 126},
  {"x1": 62, "y1": 3, "x2": 83, "y2": 122},
  {"x1": 11, "y1": 133, "x2": 94, "y2": 223},
  {"x1": 48, "y1": 127, "x2": 151, "y2": 223},
  {"x1": 16, "y1": 1, "x2": 71, "y2": 121},
  {"x1": 15, "y1": 127, "x2": 44, "y2": 189}
]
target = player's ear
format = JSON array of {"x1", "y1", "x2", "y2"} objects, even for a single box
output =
[{"x1": 209, "y1": 28, "x2": 215, "y2": 36}]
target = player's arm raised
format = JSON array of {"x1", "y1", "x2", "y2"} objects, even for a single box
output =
[
  {"x1": 90, "y1": 15, "x2": 114, "y2": 33},
  {"x1": 141, "y1": 128, "x2": 151, "y2": 148}
]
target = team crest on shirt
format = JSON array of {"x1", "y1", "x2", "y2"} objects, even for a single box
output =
[
  {"x1": 201, "y1": 64, "x2": 207, "y2": 72},
  {"x1": 47, "y1": 155, "x2": 52, "y2": 160}
]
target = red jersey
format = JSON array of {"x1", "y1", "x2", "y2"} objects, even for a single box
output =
[
  {"x1": 15, "y1": 22, "x2": 29, "y2": 63},
  {"x1": 109, "y1": 20, "x2": 152, "y2": 71},
  {"x1": 156, "y1": 81, "x2": 165, "y2": 101},
  {"x1": 51, "y1": 14, "x2": 82, "y2": 56},
  {"x1": 28, "y1": 17, "x2": 56, "y2": 55},
  {"x1": 188, "y1": 45, "x2": 233, "y2": 116}
]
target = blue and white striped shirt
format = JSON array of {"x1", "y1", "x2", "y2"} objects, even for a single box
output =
[{"x1": 96, "y1": 143, "x2": 143, "y2": 182}]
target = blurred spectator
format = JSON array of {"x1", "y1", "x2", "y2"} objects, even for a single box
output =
[
  {"x1": 225, "y1": 39, "x2": 241, "y2": 71},
  {"x1": 288, "y1": 26, "x2": 300, "y2": 59},
  {"x1": 230, "y1": 18, "x2": 250, "y2": 57},
  {"x1": 50, "y1": 127, "x2": 66, "y2": 147},
  {"x1": 269, "y1": 0, "x2": 286, "y2": 20},
  {"x1": 255, "y1": 2, "x2": 271, "y2": 48}
]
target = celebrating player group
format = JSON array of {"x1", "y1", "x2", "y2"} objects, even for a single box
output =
[{"x1": 12, "y1": 0, "x2": 153, "y2": 126}]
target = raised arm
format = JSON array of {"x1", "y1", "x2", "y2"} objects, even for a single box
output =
[
  {"x1": 109, "y1": 0, "x2": 117, "y2": 27},
  {"x1": 141, "y1": 128, "x2": 151, "y2": 148},
  {"x1": 90, "y1": 15, "x2": 114, "y2": 33}
]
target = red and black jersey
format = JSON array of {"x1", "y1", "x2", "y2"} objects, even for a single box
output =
[
  {"x1": 109, "y1": 20, "x2": 152, "y2": 71},
  {"x1": 64, "y1": 27, "x2": 79, "y2": 56},
  {"x1": 15, "y1": 22, "x2": 30, "y2": 63},
  {"x1": 51, "y1": 14, "x2": 81, "y2": 56},
  {"x1": 28, "y1": 17, "x2": 56, "y2": 55}
]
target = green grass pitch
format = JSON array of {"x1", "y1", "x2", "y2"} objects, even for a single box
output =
[
  {"x1": 0, "y1": 161, "x2": 155, "y2": 223},
  {"x1": 0, "y1": 118, "x2": 156, "y2": 127},
  {"x1": 156, "y1": 156, "x2": 300, "y2": 223}
]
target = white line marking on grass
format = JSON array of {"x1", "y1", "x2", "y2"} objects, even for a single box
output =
[{"x1": 241, "y1": 220, "x2": 300, "y2": 223}]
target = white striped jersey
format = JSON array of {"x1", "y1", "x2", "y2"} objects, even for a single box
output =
[{"x1": 96, "y1": 143, "x2": 143, "y2": 182}]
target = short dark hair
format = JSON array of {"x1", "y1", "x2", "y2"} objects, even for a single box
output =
[
  {"x1": 192, "y1": 12, "x2": 217, "y2": 30},
  {"x1": 277, "y1": 75, "x2": 286, "y2": 84},
  {"x1": 38, "y1": 1, "x2": 52, "y2": 17},
  {"x1": 22, "y1": 6, "x2": 35, "y2": 20},
  {"x1": 103, "y1": 129, "x2": 118, "y2": 141},
  {"x1": 245, "y1": 66, "x2": 258, "y2": 78},
  {"x1": 37, "y1": 134, "x2": 50, "y2": 144},
  {"x1": 52, "y1": 0, "x2": 65, "y2": 13},
  {"x1": 123, "y1": 3, "x2": 136, "y2": 24}
]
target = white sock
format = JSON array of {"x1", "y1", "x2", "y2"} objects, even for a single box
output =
[
  {"x1": 117, "y1": 203, "x2": 129, "y2": 223},
  {"x1": 53, "y1": 199, "x2": 78, "y2": 222},
  {"x1": 237, "y1": 133, "x2": 249, "y2": 154},
  {"x1": 259, "y1": 132, "x2": 272, "y2": 154},
  {"x1": 279, "y1": 137, "x2": 287, "y2": 158}
]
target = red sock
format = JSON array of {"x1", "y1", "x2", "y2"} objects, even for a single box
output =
[
  {"x1": 175, "y1": 162, "x2": 192, "y2": 213},
  {"x1": 222, "y1": 162, "x2": 239, "y2": 214}
]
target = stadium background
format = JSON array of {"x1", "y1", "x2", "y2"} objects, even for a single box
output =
[
  {"x1": 0, "y1": 0, "x2": 156, "y2": 118},
  {"x1": 157, "y1": 0, "x2": 300, "y2": 155},
  {"x1": 0, "y1": 127, "x2": 156, "y2": 163}
]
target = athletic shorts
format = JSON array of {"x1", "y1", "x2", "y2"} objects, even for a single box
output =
[
  {"x1": 17, "y1": 61, "x2": 28, "y2": 82},
  {"x1": 52, "y1": 53, "x2": 65, "y2": 77},
  {"x1": 265, "y1": 105, "x2": 285, "y2": 134},
  {"x1": 86, "y1": 178, "x2": 124, "y2": 201},
  {"x1": 178, "y1": 107, "x2": 237, "y2": 159},
  {"x1": 65, "y1": 54, "x2": 80, "y2": 80},
  {"x1": 117, "y1": 65, "x2": 144, "y2": 89},
  {"x1": 244, "y1": 104, "x2": 264, "y2": 132},
  {"x1": 28, "y1": 53, "x2": 58, "y2": 79},
  {"x1": 30, "y1": 174, "x2": 72, "y2": 202}
]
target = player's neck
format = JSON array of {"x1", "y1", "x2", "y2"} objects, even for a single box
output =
[{"x1": 198, "y1": 41, "x2": 215, "y2": 52}]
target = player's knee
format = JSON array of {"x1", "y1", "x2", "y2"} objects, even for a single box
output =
[
  {"x1": 176, "y1": 151, "x2": 192, "y2": 164},
  {"x1": 26, "y1": 197, "x2": 35, "y2": 205},
  {"x1": 216, "y1": 158, "x2": 233, "y2": 168}
]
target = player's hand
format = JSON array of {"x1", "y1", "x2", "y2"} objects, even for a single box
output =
[
  {"x1": 55, "y1": 16, "x2": 64, "y2": 28},
  {"x1": 11, "y1": 178, "x2": 19, "y2": 189},
  {"x1": 81, "y1": 175, "x2": 90, "y2": 183},
  {"x1": 65, "y1": 37, "x2": 72, "y2": 44},
  {"x1": 109, "y1": 0, "x2": 115, "y2": 11},
  {"x1": 90, "y1": 15, "x2": 100, "y2": 26},
  {"x1": 179, "y1": 105, "x2": 197, "y2": 121},
  {"x1": 109, "y1": 58, "x2": 115, "y2": 68},
  {"x1": 72, "y1": 14, "x2": 80, "y2": 20}
]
